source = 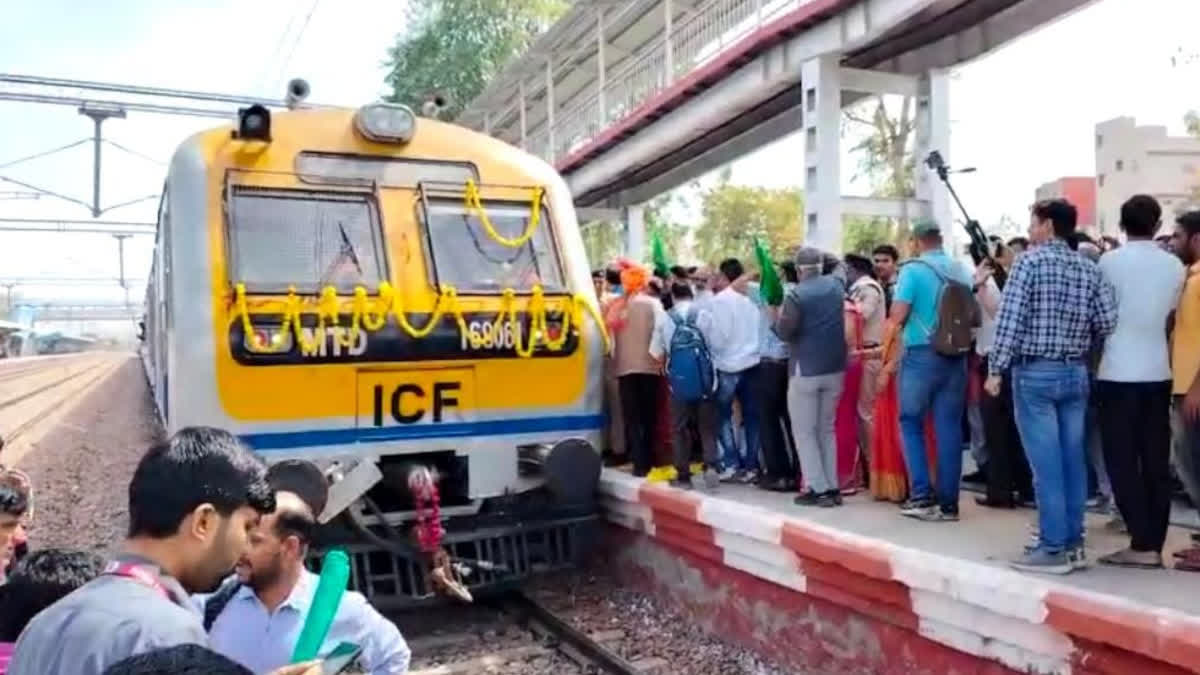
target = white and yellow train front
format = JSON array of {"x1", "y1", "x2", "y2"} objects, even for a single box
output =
[{"x1": 142, "y1": 102, "x2": 607, "y2": 558}]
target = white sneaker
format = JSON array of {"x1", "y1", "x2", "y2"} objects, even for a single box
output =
[{"x1": 717, "y1": 467, "x2": 738, "y2": 482}]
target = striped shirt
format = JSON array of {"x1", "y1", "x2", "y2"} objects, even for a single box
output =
[{"x1": 989, "y1": 238, "x2": 1117, "y2": 375}]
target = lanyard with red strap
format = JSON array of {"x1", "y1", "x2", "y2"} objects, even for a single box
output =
[{"x1": 103, "y1": 561, "x2": 171, "y2": 601}]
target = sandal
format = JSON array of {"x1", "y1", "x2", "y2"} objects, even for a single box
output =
[{"x1": 1098, "y1": 549, "x2": 1164, "y2": 569}]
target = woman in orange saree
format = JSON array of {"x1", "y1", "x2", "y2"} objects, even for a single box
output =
[{"x1": 870, "y1": 323, "x2": 939, "y2": 502}]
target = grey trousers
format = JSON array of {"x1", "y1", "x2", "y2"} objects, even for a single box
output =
[{"x1": 787, "y1": 371, "x2": 844, "y2": 494}]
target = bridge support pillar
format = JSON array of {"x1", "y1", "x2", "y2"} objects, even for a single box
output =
[
  {"x1": 624, "y1": 204, "x2": 645, "y2": 262},
  {"x1": 801, "y1": 55, "x2": 843, "y2": 253},
  {"x1": 915, "y1": 68, "x2": 956, "y2": 254}
]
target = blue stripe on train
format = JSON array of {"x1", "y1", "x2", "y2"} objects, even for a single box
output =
[{"x1": 240, "y1": 413, "x2": 606, "y2": 451}]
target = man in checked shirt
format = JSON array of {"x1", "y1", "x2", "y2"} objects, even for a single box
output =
[{"x1": 984, "y1": 199, "x2": 1117, "y2": 575}]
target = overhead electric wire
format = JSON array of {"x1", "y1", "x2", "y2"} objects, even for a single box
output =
[
  {"x1": 275, "y1": 0, "x2": 321, "y2": 91},
  {"x1": 0, "y1": 138, "x2": 91, "y2": 170},
  {"x1": 0, "y1": 175, "x2": 92, "y2": 211},
  {"x1": 101, "y1": 139, "x2": 166, "y2": 166},
  {"x1": 0, "y1": 92, "x2": 233, "y2": 118},
  {"x1": 0, "y1": 73, "x2": 293, "y2": 108},
  {"x1": 255, "y1": 4, "x2": 304, "y2": 92}
]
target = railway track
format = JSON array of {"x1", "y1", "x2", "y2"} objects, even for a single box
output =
[
  {"x1": 405, "y1": 591, "x2": 656, "y2": 675},
  {"x1": 0, "y1": 355, "x2": 122, "y2": 452}
]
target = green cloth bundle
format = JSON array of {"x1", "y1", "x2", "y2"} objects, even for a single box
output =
[
  {"x1": 291, "y1": 548, "x2": 351, "y2": 663},
  {"x1": 754, "y1": 237, "x2": 783, "y2": 306}
]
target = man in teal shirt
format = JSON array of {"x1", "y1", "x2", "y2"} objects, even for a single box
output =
[{"x1": 890, "y1": 220, "x2": 973, "y2": 522}]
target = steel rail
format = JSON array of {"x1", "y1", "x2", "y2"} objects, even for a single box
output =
[{"x1": 504, "y1": 590, "x2": 641, "y2": 675}]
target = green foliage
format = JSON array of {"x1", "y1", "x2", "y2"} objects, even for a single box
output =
[
  {"x1": 692, "y1": 174, "x2": 803, "y2": 265},
  {"x1": 580, "y1": 220, "x2": 622, "y2": 267},
  {"x1": 645, "y1": 193, "x2": 688, "y2": 264},
  {"x1": 384, "y1": 0, "x2": 566, "y2": 120},
  {"x1": 842, "y1": 216, "x2": 894, "y2": 255},
  {"x1": 577, "y1": 193, "x2": 688, "y2": 269}
]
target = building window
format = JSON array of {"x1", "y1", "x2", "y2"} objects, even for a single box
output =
[
  {"x1": 1116, "y1": 159, "x2": 1124, "y2": 171},
  {"x1": 1098, "y1": 174, "x2": 1105, "y2": 187},
  {"x1": 1100, "y1": 214, "x2": 1106, "y2": 228},
  {"x1": 1096, "y1": 134, "x2": 1103, "y2": 148}
]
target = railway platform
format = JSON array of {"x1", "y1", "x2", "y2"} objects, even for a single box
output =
[{"x1": 600, "y1": 468, "x2": 1200, "y2": 675}]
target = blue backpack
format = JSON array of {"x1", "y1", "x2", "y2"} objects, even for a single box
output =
[{"x1": 666, "y1": 307, "x2": 718, "y2": 402}]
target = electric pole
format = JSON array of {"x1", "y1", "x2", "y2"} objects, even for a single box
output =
[
  {"x1": 79, "y1": 104, "x2": 127, "y2": 218},
  {"x1": 112, "y1": 233, "x2": 132, "y2": 307}
]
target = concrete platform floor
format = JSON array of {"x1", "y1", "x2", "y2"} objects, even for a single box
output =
[{"x1": 626, "y1": 469, "x2": 1200, "y2": 618}]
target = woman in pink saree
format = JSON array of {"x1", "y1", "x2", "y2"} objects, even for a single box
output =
[{"x1": 836, "y1": 300, "x2": 866, "y2": 491}]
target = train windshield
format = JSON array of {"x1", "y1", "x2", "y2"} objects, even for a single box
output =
[
  {"x1": 228, "y1": 187, "x2": 387, "y2": 293},
  {"x1": 423, "y1": 200, "x2": 564, "y2": 292}
]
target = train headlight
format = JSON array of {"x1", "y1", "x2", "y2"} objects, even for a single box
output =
[
  {"x1": 235, "y1": 104, "x2": 272, "y2": 142},
  {"x1": 244, "y1": 326, "x2": 293, "y2": 354},
  {"x1": 355, "y1": 103, "x2": 416, "y2": 144}
]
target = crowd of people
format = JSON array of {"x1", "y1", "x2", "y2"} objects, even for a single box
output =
[
  {"x1": 596, "y1": 194, "x2": 1200, "y2": 575},
  {"x1": 0, "y1": 427, "x2": 410, "y2": 675}
]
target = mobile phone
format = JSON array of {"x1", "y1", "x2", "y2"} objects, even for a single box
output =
[{"x1": 321, "y1": 642, "x2": 364, "y2": 675}]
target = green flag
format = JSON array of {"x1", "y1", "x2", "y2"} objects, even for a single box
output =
[
  {"x1": 754, "y1": 237, "x2": 783, "y2": 306},
  {"x1": 650, "y1": 229, "x2": 670, "y2": 278}
]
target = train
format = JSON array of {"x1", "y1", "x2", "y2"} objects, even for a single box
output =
[{"x1": 140, "y1": 81, "x2": 607, "y2": 606}]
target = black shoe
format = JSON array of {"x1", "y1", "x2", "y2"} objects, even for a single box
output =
[
  {"x1": 816, "y1": 492, "x2": 838, "y2": 507},
  {"x1": 761, "y1": 477, "x2": 794, "y2": 492},
  {"x1": 828, "y1": 490, "x2": 844, "y2": 506},
  {"x1": 794, "y1": 490, "x2": 821, "y2": 506},
  {"x1": 962, "y1": 470, "x2": 987, "y2": 484},
  {"x1": 975, "y1": 496, "x2": 1015, "y2": 509}
]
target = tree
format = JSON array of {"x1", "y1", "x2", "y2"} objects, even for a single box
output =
[
  {"x1": 384, "y1": 0, "x2": 566, "y2": 120},
  {"x1": 844, "y1": 96, "x2": 916, "y2": 199},
  {"x1": 1187, "y1": 111, "x2": 1200, "y2": 209},
  {"x1": 644, "y1": 192, "x2": 689, "y2": 264},
  {"x1": 577, "y1": 192, "x2": 690, "y2": 269},
  {"x1": 692, "y1": 170, "x2": 804, "y2": 264},
  {"x1": 842, "y1": 96, "x2": 917, "y2": 247},
  {"x1": 842, "y1": 216, "x2": 893, "y2": 255},
  {"x1": 580, "y1": 220, "x2": 622, "y2": 267}
]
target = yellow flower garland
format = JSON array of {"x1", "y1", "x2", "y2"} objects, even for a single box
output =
[
  {"x1": 464, "y1": 179, "x2": 544, "y2": 249},
  {"x1": 231, "y1": 283, "x2": 610, "y2": 358}
]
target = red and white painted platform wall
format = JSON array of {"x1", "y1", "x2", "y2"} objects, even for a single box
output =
[{"x1": 599, "y1": 470, "x2": 1200, "y2": 675}]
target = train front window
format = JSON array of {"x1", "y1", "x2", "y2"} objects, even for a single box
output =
[
  {"x1": 228, "y1": 187, "x2": 386, "y2": 293},
  {"x1": 423, "y1": 200, "x2": 564, "y2": 292}
]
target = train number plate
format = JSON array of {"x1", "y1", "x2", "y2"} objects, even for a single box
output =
[{"x1": 356, "y1": 368, "x2": 475, "y2": 428}]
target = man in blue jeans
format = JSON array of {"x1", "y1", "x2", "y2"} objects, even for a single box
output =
[
  {"x1": 889, "y1": 220, "x2": 972, "y2": 522},
  {"x1": 708, "y1": 258, "x2": 763, "y2": 483},
  {"x1": 986, "y1": 199, "x2": 1117, "y2": 574}
]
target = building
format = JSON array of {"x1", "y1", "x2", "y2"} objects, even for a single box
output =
[
  {"x1": 1036, "y1": 177, "x2": 1096, "y2": 232},
  {"x1": 1094, "y1": 117, "x2": 1200, "y2": 236}
]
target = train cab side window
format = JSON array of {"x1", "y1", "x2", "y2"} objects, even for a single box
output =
[
  {"x1": 423, "y1": 200, "x2": 564, "y2": 292},
  {"x1": 228, "y1": 187, "x2": 386, "y2": 293}
]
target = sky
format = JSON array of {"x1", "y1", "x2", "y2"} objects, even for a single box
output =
[{"x1": 1, "y1": 0, "x2": 1198, "y2": 328}]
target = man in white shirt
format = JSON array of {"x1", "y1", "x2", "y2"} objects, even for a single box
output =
[
  {"x1": 707, "y1": 258, "x2": 763, "y2": 483},
  {"x1": 198, "y1": 489, "x2": 411, "y2": 674},
  {"x1": 1095, "y1": 195, "x2": 1186, "y2": 569},
  {"x1": 650, "y1": 281, "x2": 721, "y2": 489}
]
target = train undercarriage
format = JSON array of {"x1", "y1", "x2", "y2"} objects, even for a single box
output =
[{"x1": 310, "y1": 438, "x2": 604, "y2": 609}]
